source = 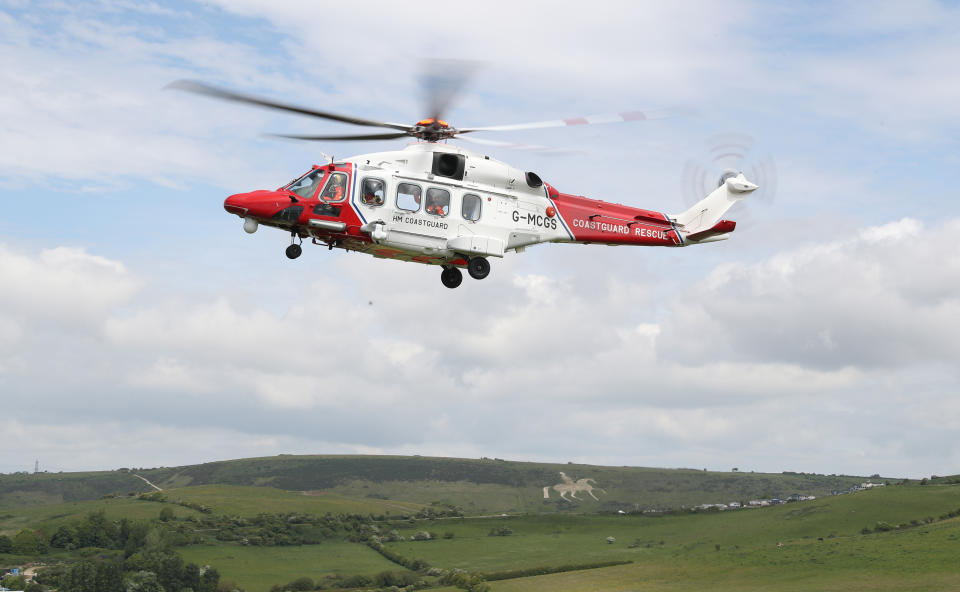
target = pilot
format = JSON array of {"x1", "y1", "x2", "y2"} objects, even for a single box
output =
[{"x1": 323, "y1": 175, "x2": 344, "y2": 201}]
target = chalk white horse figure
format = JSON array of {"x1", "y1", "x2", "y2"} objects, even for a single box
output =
[{"x1": 542, "y1": 471, "x2": 606, "y2": 501}]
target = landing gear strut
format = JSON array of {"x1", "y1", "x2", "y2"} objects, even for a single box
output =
[
  {"x1": 286, "y1": 232, "x2": 302, "y2": 259},
  {"x1": 467, "y1": 257, "x2": 490, "y2": 280},
  {"x1": 440, "y1": 266, "x2": 463, "y2": 289}
]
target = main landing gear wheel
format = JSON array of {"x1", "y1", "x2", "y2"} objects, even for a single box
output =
[
  {"x1": 285, "y1": 244, "x2": 302, "y2": 259},
  {"x1": 441, "y1": 266, "x2": 463, "y2": 289},
  {"x1": 467, "y1": 257, "x2": 490, "y2": 280}
]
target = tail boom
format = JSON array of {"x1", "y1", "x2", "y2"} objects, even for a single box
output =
[{"x1": 546, "y1": 172, "x2": 756, "y2": 248}]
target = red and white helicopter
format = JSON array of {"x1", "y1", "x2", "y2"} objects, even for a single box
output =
[{"x1": 171, "y1": 79, "x2": 757, "y2": 289}]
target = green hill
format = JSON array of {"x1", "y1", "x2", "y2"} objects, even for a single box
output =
[
  {"x1": 0, "y1": 455, "x2": 890, "y2": 515},
  {"x1": 1, "y1": 464, "x2": 958, "y2": 592},
  {"x1": 0, "y1": 470, "x2": 152, "y2": 507}
]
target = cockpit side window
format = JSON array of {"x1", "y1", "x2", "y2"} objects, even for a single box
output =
[
  {"x1": 425, "y1": 188, "x2": 450, "y2": 217},
  {"x1": 397, "y1": 182, "x2": 422, "y2": 212},
  {"x1": 319, "y1": 172, "x2": 348, "y2": 202},
  {"x1": 462, "y1": 193, "x2": 482, "y2": 221},
  {"x1": 361, "y1": 178, "x2": 385, "y2": 207},
  {"x1": 286, "y1": 169, "x2": 325, "y2": 199}
]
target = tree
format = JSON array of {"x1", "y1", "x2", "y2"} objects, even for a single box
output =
[
  {"x1": 199, "y1": 566, "x2": 219, "y2": 592},
  {"x1": 95, "y1": 559, "x2": 125, "y2": 592},
  {"x1": 3, "y1": 575, "x2": 27, "y2": 591},
  {"x1": 13, "y1": 528, "x2": 49, "y2": 555},
  {"x1": 156, "y1": 552, "x2": 185, "y2": 591},
  {"x1": 51, "y1": 525, "x2": 79, "y2": 549},
  {"x1": 287, "y1": 576, "x2": 314, "y2": 591},
  {"x1": 182, "y1": 563, "x2": 201, "y2": 592},
  {"x1": 61, "y1": 559, "x2": 97, "y2": 592},
  {"x1": 126, "y1": 570, "x2": 165, "y2": 592},
  {"x1": 0, "y1": 534, "x2": 12, "y2": 553},
  {"x1": 159, "y1": 507, "x2": 175, "y2": 522},
  {"x1": 75, "y1": 510, "x2": 118, "y2": 548},
  {"x1": 124, "y1": 521, "x2": 151, "y2": 558}
]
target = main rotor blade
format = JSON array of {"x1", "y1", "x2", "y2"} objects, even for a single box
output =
[
  {"x1": 267, "y1": 132, "x2": 412, "y2": 141},
  {"x1": 457, "y1": 135, "x2": 583, "y2": 155},
  {"x1": 420, "y1": 59, "x2": 481, "y2": 122},
  {"x1": 167, "y1": 80, "x2": 412, "y2": 132},
  {"x1": 460, "y1": 108, "x2": 683, "y2": 133}
]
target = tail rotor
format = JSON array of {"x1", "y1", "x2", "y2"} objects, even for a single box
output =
[{"x1": 681, "y1": 133, "x2": 778, "y2": 227}]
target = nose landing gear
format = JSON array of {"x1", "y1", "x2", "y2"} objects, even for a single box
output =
[{"x1": 286, "y1": 232, "x2": 303, "y2": 259}]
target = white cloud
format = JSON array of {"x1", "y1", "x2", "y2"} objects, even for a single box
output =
[
  {"x1": 0, "y1": 244, "x2": 142, "y2": 330},
  {"x1": 0, "y1": 418, "x2": 396, "y2": 473},
  {"x1": 658, "y1": 218, "x2": 960, "y2": 369}
]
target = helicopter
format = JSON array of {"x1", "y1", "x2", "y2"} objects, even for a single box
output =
[{"x1": 170, "y1": 79, "x2": 758, "y2": 289}]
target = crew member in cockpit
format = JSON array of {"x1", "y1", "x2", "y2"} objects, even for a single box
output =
[{"x1": 322, "y1": 174, "x2": 345, "y2": 202}]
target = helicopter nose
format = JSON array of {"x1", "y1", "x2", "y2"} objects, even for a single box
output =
[
  {"x1": 224, "y1": 190, "x2": 286, "y2": 218},
  {"x1": 224, "y1": 193, "x2": 249, "y2": 216}
]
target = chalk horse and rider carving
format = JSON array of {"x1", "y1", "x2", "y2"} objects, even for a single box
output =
[{"x1": 543, "y1": 471, "x2": 606, "y2": 501}]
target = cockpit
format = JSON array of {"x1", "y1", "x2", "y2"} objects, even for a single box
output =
[
  {"x1": 285, "y1": 168, "x2": 326, "y2": 199},
  {"x1": 283, "y1": 168, "x2": 349, "y2": 203}
]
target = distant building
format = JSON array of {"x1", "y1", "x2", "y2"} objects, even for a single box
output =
[{"x1": 696, "y1": 503, "x2": 727, "y2": 511}]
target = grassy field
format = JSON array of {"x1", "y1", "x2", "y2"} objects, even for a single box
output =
[
  {"x1": 0, "y1": 484, "x2": 426, "y2": 537},
  {"x1": 2, "y1": 457, "x2": 956, "y2": 591},
  {"x1": 178, "y1": 541, "x2": 401, "y2": 591},
  {"x1": 161, "y1": 484, "x2": 426, "y2": 516},
  {"x1": 383, "y1": 485, "x2": 960, "y2": 571},
  {"x1": 487, "y1": 517, "x2": 960, "y2": 591},
  {"x1": 166, "y1": 485, "x2": 960, "y2": 590},
  {"x1": 0, "y1": 495, "x2": 203, "y2": 536}
]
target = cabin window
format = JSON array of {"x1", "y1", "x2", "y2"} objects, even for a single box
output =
[
  {"x1": 360, "y1": 177, "x2": 385, "y2": 207},
  {"x1": 286, "y1": 169, "x2": 325, "y2": 199},
  {"x1": 462, "y1": 193, "x2": 482, "y2": 221},
  {"x1": 396, "y1": 182, "x2": 422, "y2": 212},
  {"x1": 425, "y1": 187, "x2": 450, "y2": 217},
  {"x1": 319, "y1": 172, "x2": 348, "y2": 202}
]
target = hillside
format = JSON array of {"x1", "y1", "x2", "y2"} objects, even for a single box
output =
[
  {"x1": 0, "y1": 470, "x2": 151, "y2": 507},
  {"x1": 0, "y1": 455, "x2": 890, "y2": 514},
  {"x1": 1, "y1": 473, "x2": 958, "y2": 591}
]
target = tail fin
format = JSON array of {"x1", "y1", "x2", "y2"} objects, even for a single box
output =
[{"x1": 670, "y1": 173, "x2": 757, "y2": 242}]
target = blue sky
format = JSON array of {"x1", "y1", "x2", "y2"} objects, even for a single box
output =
[{"x1": 1, "y1": 0, "x2": 959, "y2": 480}]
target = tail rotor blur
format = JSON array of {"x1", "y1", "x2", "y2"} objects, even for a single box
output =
[{"x1": 681, "y1": 133, "x2": 777, "y2": 227}]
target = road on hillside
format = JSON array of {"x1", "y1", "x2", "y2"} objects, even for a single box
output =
[{"x1": 133, "y1": 474, "x2": 163, "y2": 491}]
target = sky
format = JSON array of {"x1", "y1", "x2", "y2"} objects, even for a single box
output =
[{"x1": 1, "y1": 0, "x2": 959, "y2": 479}]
